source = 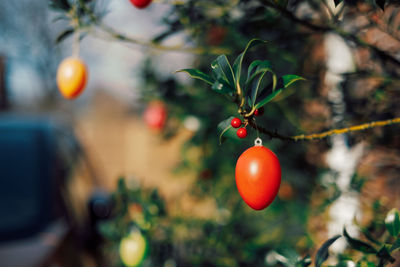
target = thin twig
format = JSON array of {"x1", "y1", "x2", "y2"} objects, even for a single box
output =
[
  {"x1": 249, "y1": 117, "x2": 400, "y2": 141},
  {"x1": 95, "y1": 22, "x2": 231, "y2": 55},
  {"x1": 73, "y1": 0, "x2": 233, "y2": 55}
]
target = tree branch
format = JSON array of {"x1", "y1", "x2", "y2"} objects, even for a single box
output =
[
  {"x1": 249, "y1": 117, "x2": 400, "y2": 141},
  {"x1": 94, "y1": 22, "x2": 232, "y2": 55}
]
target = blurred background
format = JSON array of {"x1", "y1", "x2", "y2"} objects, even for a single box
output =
[{"x1": 0, "y1": 0, "x2": 399, "y2": 266}]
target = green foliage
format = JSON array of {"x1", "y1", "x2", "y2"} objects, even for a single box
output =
[
  {"x1": 48, "y1": 0, "x2": 71, "y2": 11},
  {"x1": 385, "y1": 208, "x2": 400, "y2": 237},
  {"x1": 217, "y1": 116, "x2": 240, "y2": 145},
  {"x1": 175, "y1": 69, "x2": 213, "y2": 85},
  {"x1": 260, "y1": 209, "x2": 400, "y2": 267},
  {"x1": 178, "y1": 38, "x2": 304, "y2": 143},
  {"x1": 47, "y1": 0, "x2": 400, "y2": 266},
  {"x1": 315, "y1": 235, "x2": 341, "y2": 267},
  {"x1": 55, "y1": 28, "x2": 74, "y2": 44},
  {"x1": 343, "y1": 228, "x2": 378, "y2": 254}
]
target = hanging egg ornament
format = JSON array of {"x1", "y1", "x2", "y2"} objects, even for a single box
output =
[
  {"x1": 143, "y1": 101, "x2": 167, "y2": 132},
  {"x1": 56, "y1": 57, "x2": 88, "y2": 99},
  {"x1": 129, "y1": 0, "x2": 152, "y2": 9},
  {"x1": 119, "y1": 229, "x2": 148, "y2": 267},
  {"x1": 235, "y1": 138, "x2": 281, "y2": 210}
]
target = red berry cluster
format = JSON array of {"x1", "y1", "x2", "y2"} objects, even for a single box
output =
[{"x1": 231, "y1": 107, "x2": 264, "y2": 139}]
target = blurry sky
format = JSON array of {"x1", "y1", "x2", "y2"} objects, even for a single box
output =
[{"x1": 0, "y1": 0, "x2": 193, "y2": 106}]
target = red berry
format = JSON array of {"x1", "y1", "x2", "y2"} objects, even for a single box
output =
[
  {"x1": 236, "y1": 128, "x2": 247, "y2": 138},
  {"x1": 129, "y1": 0, "x2": 152, "y2": 8},
  {"x1": 231, "y1": 118, "x2": 242, "y2": 128},
  {"x1": 254, "y1": 107, "x2": 264, "y2": 116}
]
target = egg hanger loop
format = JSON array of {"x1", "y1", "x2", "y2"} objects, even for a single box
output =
[{"x1": 254, "y1": 137, "x2": 262, "y2": 146}]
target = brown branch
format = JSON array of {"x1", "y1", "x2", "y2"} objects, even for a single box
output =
[{"x1": 249, "y1": 117, "x2": 400, "y2": 141}]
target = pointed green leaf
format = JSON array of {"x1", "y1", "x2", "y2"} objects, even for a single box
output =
[
  {"x1": 280, "y1": 74, "x2": 305, "y2": 88},
  {"x1": 254, "y1": 74, "x2": 304, "y2": 109},
  {"x1": 52, "y1": 15, "x2": 68, "y2": 23},
  {"x1": 212, "y1": 80, "x2": 235, "y2": 94},
  {"x1": 390, "y1": 238, "x2": 400, "y2": 252},
  {"x1": 385, "y1": 208, "x2": 400, "y2": 237},
  {"x1": 343, "y1": 228, "x2": 377, "y2": 254},
  {"x1": 219, "y1": 125, "x2": 232, "y2": 145},
  {"x1": 176, "y1": 69, "x2": 214, "y2": 85},
  {"x1": 49, "y1": 0, "x2": 71, "y2": 11},
  {"x1": 377, "y1": 245, "x2": 395, "y2": 263},
  {"x1": 233, "y1": 39, "x2": 266, "y2": 89},
  {"x1": 247, "y1": 60, "x2": 263, "y2": 79},
  {"x1": 315, "y1": 235, "x2": 341, "y2": 267},
  {"x1": 55, "y1": 28, "x2": 74, "y2": 44},
  {"x1": 254, "y1": 87, "x2": 282, "y2": 109},
  {"x1": 359, "y1": 227, "x2": 382, "y2": 246},
  {"x1": 358, "y1": 261, "x2": 376, "y2": 267},
  {"x1": 246, "y1": 60, "x2": 273, "y2": 85},
  {"x1": 218, "y1": 117, "x2": 240, "y2": 144},
  {"x1": 273, "y1": 0, "x2": 289, "y2": 8},
  {"x1": 211, "y1": 55, "x2": 235, "y2": 87},
  {"x1": 250, "y1": 70, "x2": 277, "y2": 107}
]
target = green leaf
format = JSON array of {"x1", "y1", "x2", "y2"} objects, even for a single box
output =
[
  {"x1": 377, "y1": 245, "x2": 395, "y2": 263},
  {"x1": 359, "y1": 227, "x2": 382, "y2": 246},
  {"x1": 272, "y1": 0, "x2": 289, "y2": 8},
  {"x1": 254, "y1": 87, "x2": 281, "y2": 109},
  {"x1": 385, "y1": 208, "x2": 400, "y2": 237},
  {"x1": 218, "y1": 117, "x2": 240, "y2": 144},
  {"x1": 334, "y1": 0, "x2": 343, "y2": 7},
  {"x1": 280, "y1": 74, "x2": 305, "y2": 89},
  {"x1": 55, "y1": 28, "x2": 74, "y2": 44},
  {"x1": 247, "y1": 60, "x2": 262, "y2": 79},
  {"x1": 343, "y1": 228, "x2": 377, "y2": 254},
  {"x1": 211, "y1": 55, "x2": 235, "y2": 87},
  {"x1": 390, "y1": 238, "x2": 400, "y2": 252},
  {"x1": 358, "y1": 261, "x2": 376, "y2": 267},
  {"x1": 250, "y1": 70, "x2": 276, "y2": 107},
  {"x1": 297, "y1": 255, "x2": 311, "y2": 267},
  {"x1": 246, "y1": 60, "x2": 273, "y2": 85},
  {"x1": 232, "y1": 39, "x2": 266, "y2": 89},
  {"x1": 212, "y1": 80, "x2": 235, "y2": 94},
  {"x1": 52, "y1": 15, "x2": 68, "y2": 23},
  {"x1": 254, "y1": 74, "x2": 304, "y2": 109},
  {"x1": 49, "y1": 0, "x2": 71, "y2": 11},
  {"x1": 176, "y1": 69, "x2": 214, "y2": 85},
  {"x1": 315, "y1": 235, "x2": 341, "y2": 267}
]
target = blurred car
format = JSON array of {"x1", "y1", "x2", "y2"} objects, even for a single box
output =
[{"x1": 0, "y1": 113, "x2": 111, "y2": 267}]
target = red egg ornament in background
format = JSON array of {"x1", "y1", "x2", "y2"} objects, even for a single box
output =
[
  {"x1": 235, "y1": 138, "x2": 281, "y2": 210},
  {"x1": 129, "y1": 0, "x2": 152, "y2": 8},
  {"x1": 144, "y1": 101, "x2": 167, "y2": 131}
]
